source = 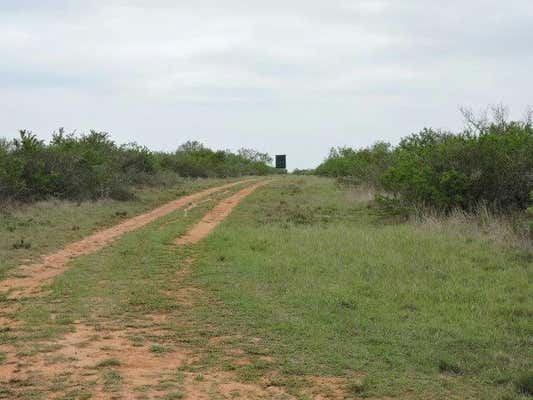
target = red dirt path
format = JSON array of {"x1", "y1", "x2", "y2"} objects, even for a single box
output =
[{"x1": 175, "y1": 180, "x2": 271, "y2": 245}]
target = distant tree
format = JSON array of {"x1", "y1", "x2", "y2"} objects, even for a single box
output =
[{"x1": 238, "y1": 148, "x2": 272, "y2": 164}]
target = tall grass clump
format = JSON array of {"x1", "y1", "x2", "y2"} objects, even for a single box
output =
[{"x1": 0, "y1": 130, "x2": 278, "y2": 203}]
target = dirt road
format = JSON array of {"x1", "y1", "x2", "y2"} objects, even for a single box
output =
[
  {"x1": 0, "y1": 180, "x2": 253, "y2": 299},
  {"x1": 175, "y1": 180, "x2": 271, "y2": 245}
]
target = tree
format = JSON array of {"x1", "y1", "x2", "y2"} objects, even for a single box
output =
[{"x1": 237, "y1": 148, "x2": 272, "y2": 164}]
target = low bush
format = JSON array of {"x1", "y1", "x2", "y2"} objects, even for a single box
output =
[
  {"x1": 315, "y1": 106, "x2": 533, "y2": 212},
  {"x1": 0, "y1": 131, "x2": 278, "y2": 203},
  {"x1": 315, "y1": 141, "x2": 392, "y2": 189},
  {"x1": 157, "y1": 142, "x2": 276, "y2": 178}
]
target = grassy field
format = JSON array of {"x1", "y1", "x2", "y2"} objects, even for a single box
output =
[
  {"x1": 0, "y1": 176, "x2": 531, "y2": 399},
  {"x1": 192, "y1": 176, "x2": 532, "y2": 399}
]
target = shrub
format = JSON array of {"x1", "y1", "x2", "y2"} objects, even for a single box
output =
[
  {"x1": 156, "y1": 141, "x2": 277, "y2": 178},
  {"x1": 315, "y1": 142, "x2": 392, "y2": 188},
  {"x1": 382, "y1": 122, "x2": 533, "y2": 211},
  {"x1": 0, "y1": 131, "x2": 277, "y2": 203},
  {"x1": 315, "y1": 107, "x2": 533, "y2": 212}
]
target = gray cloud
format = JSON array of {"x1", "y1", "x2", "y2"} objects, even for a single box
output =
[{"x1": 1, "y1": 0, "x2": 532, "y2": 168}]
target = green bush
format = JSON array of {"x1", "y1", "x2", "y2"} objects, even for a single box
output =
[
  {"x1": 382, "y1": 123, "x2": 532, "y2": 210},
  {"x1": 0, "y1": 131, "x2": 277, "y2": 202},
  {"x1": 315, "y1": 108, "x2": 533, "y2": 211},
  {"x1": 315, "y1": 142, "x2": 392, "y2": 188},
  {"x1": 156, "y1": 141, "x2": 276, "y2": 178}
]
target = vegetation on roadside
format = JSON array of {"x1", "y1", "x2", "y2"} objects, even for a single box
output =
[
  {"x1": 315, "y1": 106, "x2": 533, "y2": 212},
  {"x1": 193, "y1": 177, "x2": 532, "y2": 399},
  {"x1": 0, "y1": 129, "x2": 277, "y2": 202}
]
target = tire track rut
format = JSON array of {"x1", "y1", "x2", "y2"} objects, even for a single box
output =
[{"x1": 175, "y1": 180, "x2": 272, "y2": 245}]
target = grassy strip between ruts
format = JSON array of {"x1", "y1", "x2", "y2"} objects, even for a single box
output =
[
  {"x1": 190, "y1": 175, "x2": 532, "y2": 399},
  {"x1": 0, "y1": 177, "x2": 244, "y2": 280}
]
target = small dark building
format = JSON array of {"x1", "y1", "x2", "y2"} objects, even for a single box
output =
[{"x1": 275, "y1": 155, "x2": 286, "y2": 169}]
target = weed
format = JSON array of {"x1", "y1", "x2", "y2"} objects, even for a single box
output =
[
  {"x1": 282, "y1": 184, "x2": 303, "y2": 195},
  {"x1": 346, "y1": 380, "x2": 366, "y2": 396},
  {"x1": 163, "y1": 391, "x2": 184, "y2": 400},
  {"x1": 95, "y1": 358, "x2": 122, "y2": 368},
  {"x1": 150, "y1": 344, "x2": 169, "y2": 354},
  {"x1": 438, "y1": 358, "x2": 463, "y2": 375},
  {"x1": 130, "y1": 335, "x2": 144, "y2": 347},
  {"x1": 515, "y1": 372, "x2": 533, "y2": 396},
  {"x1": 103, "y1": 370, "x2": 123, "y2": 390},
  {"x1": 12, "y1": 238, "x2": 31, "y2": 249},
  {"x1": 286, "y1": 207, "x2": 315, "y2": 225}
]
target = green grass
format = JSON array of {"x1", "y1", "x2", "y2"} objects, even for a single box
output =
[
  {"x1": 190, "y1": 176, "x2": 532, "y2": 399},
  {"x1": 2, "y1": 176, "x2": 531, "y2": 399},
  {"x1": 0, "y1": 177, "x2": 237, "y2": 280}
]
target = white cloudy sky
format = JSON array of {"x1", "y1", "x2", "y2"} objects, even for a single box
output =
[{"x1": 1, "y1": 1, "x2": 532, "y2": 168}]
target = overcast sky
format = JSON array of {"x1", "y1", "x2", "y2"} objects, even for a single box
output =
[{"x1": 1, "y1": 1, "x2": 532, "y2": 169}]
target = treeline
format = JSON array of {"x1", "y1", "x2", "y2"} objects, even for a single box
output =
[
  {"x1": 316, "y1": 107, "x2": 533, "y2": 211},
  {"x1": 0, "y1": 129, "x2": 279, "y2": 202}
]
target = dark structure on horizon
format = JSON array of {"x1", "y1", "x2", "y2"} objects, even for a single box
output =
[{"x1": 275, "y1": 155, "x2": 286, "y2": 169}]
